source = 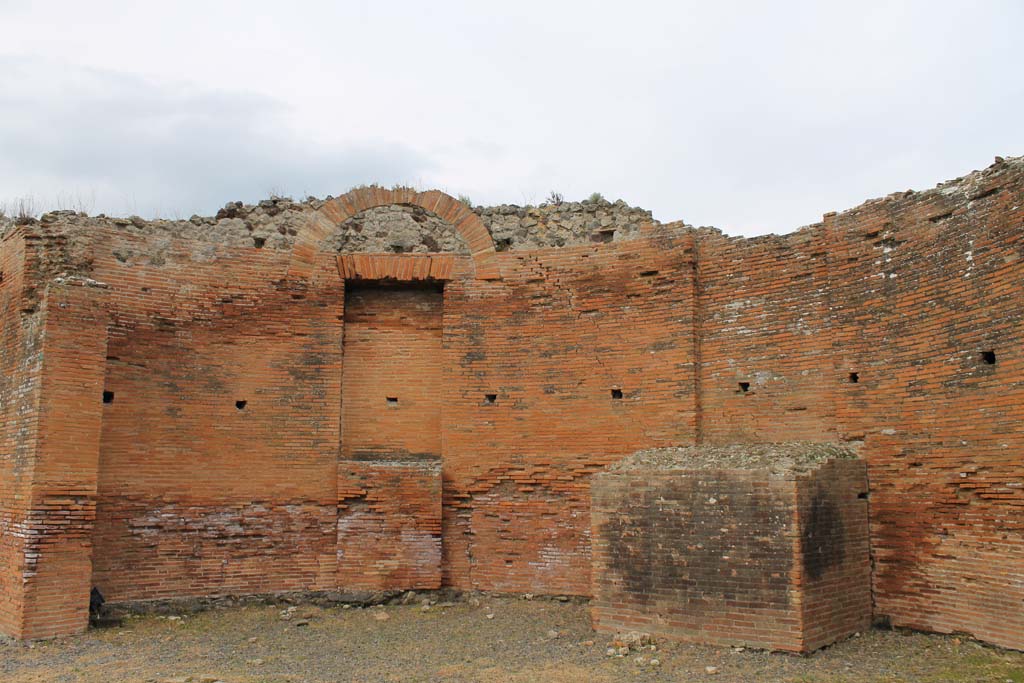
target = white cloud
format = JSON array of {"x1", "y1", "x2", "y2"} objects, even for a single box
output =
[
  {"x1": 0, "y1": 56, "x2": 433, "y2": 217},
  {"x1": 0, "y1": 1, "x2": 1021, "y2": 234}
]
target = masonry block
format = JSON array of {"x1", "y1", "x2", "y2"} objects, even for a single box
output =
[{"x1": 591, "y1": 444, "x2": 871, "y2": 653}]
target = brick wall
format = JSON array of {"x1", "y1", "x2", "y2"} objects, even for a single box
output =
[
  {"x1": 0, "y1": 260, "x2": 109, "y2": 638},
  {"x1": 19, "y1": 283, "x2": 109, "y2": 638},
  {"x1": 91, "y1": 272, "x2": 342, "y2": 602},
  {"x1": 824, "y1": 172, "x2": 1024, "y2": 650},
  {"x1": 697, "y1": 228, "x2": 838, "y2": 444},
  {"x1": 0, "y1": 230, "x2": 38, "y2": 638},
  {"x1": 0, "y1": 161, "x2": 1021, "y2": 647},
  {"x1": 337, "y1": 458, "x2": 442, "y2": 590},
  {"x1": 591, "y1": 457, "x2": 870, "y2": 653},
  {"x1": 690, "y1": 161, "x2": 1024, "y2": 649},
  {"x1": 336, "y1": 283, "x2": 445, "y2": 590},
  {"x1": 440, "y1": 231, "x2": 699, "y2": 594},
  {"x1": 341, "y1": 284, "x2": 444, "y2": 461}
]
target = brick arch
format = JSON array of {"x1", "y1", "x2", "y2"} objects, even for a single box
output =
[{"x1": 287, "y1": 187, "x2": 497, "y2": 280}]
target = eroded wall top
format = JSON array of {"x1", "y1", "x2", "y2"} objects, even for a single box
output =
[{"x1": 1, "y1": 156, "x2": 1020, "y2": 284}]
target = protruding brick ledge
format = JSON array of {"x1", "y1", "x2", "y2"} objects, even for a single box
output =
[{"x1": 336, "y1": 254, "x2": 462, "y2": 282}]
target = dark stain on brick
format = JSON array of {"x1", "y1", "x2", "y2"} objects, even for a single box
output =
[
  {"x1": 599, "y1": 477, "x2": 793, "y2": 608},
  {"x1": 802, "y1": 488, "x2": 844, "y2": 581},
  {"x1": 348, "y1": 449, "x2": 440, "y2": 462}
]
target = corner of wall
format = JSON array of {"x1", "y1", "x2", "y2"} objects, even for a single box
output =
[{"x1": 15, "y1": 281, "x2": 110, "y2": 639}]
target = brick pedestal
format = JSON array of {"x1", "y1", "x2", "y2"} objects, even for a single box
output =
[{"x1": 591, "y1": 445, "x2": 871, "y2": 653}]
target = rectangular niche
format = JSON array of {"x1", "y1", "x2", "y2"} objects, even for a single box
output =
[{"x1": 341, "y1": 283, "x2": 444, "y2": 462}]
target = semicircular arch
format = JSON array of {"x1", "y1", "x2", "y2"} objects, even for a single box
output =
[{"x1": 287, "y1": 187, "x2": 496, "y2": 280}]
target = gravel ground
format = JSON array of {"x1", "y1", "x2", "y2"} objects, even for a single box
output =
[{"x1": 1, "y1": 595, "x2": 1021, "y2": 683}]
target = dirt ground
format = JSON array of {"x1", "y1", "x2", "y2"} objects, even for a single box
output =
[{"x1": 1, "y1": 595, "x2": 1021, "y2": 683}]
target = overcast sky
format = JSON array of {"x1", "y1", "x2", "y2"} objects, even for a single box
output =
[{"x1": 0, "y1": 1, "x2": 1020, "y2": 236}]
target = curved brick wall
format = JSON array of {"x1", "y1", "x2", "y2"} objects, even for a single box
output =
[
  {"x1": 828, "y1": 173, "x2": 1024, "y2": 649},
  {"x1": 693, "y1": 161, "x2": 1024, "y2": 648},
  {"x1": 0, "y1": 161, "x2": 1021, "y2": 648}
]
